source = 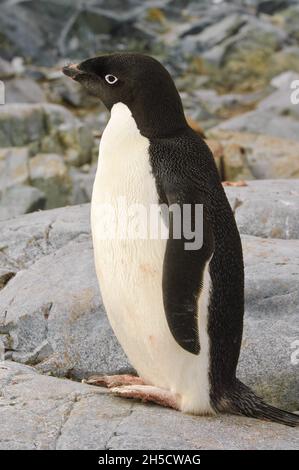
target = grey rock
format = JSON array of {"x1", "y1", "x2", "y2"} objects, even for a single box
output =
[
  {"x1": 0, "y1": 234, "x2": 129, "y2": 379},
  {"x1": 240, "y1": 235, "x2": 299, "y2": 410},
  {"x1": 0, "y1": 147, "x2": 30, "y2": 190},
  {"x1": 0, "y1": 361, "x2": 298, "y2": 450},
  {"x1": 45, "y1": 75, "x2": 99, "y2": 109},
  {"x1": 0, "y1": 1, "x2": 152, "y2": 65},
  {"x1": 0, "y1": 103, "x2": 46, "y2": 148},
  {"x1": 5, "y1": 78, "x2": 47, "y2": 104},
  {"x1": 208, "y1": 129, "x2": 299, "y2": 178},
  {"x1": 270, "y1": 70, "x2": 299, "y2": 90},
  {"x1": 0, "y1": 104, "x2": 94, "y2": 166},
  {"x1": 0, "y1": 58, "x2": 14, "y2": 79},
  {"x1": 0, "y1": 204, "x2": 90, "y2": 271},
  {"x1": 69, "y1": 165, "x2": 96, "y2": 205},
  {"x1": 194, "y1": 14, "x2": 247, "y2": 50},
  {"x1": 225, "y1": 179, "x2": 299, "y2": 239},
  {"x1": 29, "y1": 153, "x2": 71, "y2": 209},
  {"x1": 0, "y1": 204, "x2": 298, "y2": 410},
  {"x1": 256, "y1": 0, "x2": 292, "y2": 16},
  {"x1": 0, "y1": 185, "x2": 46, "y2": 222},
  {"x1": 257, "y1": 71, "x2": 299, "y2": 119},
  {"x1": 214, "y1": 110, "x2": 299, "y2": 142}
]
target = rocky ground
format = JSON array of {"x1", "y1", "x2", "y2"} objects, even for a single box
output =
[
  {"x1": 0, "y1": 181, "x2": 298, "y2": 449},
  {"x1": 0, "y1": 0, "x2": 299, "y2": 450},
  {"x1": 1, "y1": 361, "x2": 298, "y2": 450}
]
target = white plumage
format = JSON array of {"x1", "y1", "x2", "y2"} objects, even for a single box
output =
[{"x1": 91, "y1": 102, "x2": 214, "y2": 414}]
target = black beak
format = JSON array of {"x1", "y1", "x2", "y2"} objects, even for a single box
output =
[{"x1": 62, "y1": 63, "x2": 83, "y2": 80}]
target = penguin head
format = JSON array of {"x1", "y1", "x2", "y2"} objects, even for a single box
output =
[{"x1": 63, "y1": 53, "x2": 187, "y2": 138}]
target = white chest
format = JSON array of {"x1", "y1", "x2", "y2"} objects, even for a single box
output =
[{"x1": 90, "y1": 103, "x2": 212, "y2": 414}]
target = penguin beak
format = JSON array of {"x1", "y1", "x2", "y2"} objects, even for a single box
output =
[{"x1": 62, "y1": 63, "x2": 84, "y2": 81}]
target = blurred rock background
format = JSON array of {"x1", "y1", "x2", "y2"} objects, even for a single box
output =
[{"x1": 1, "y1": 0, "x2": 299, "y2": 217}]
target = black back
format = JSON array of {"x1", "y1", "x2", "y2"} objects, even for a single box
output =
[{"x1": 149, "y1": 127, "x2": 244, "y2": 403}]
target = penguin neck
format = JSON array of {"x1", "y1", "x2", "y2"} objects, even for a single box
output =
[{"x1": 125, "y1": 92, "x2": 188, "y2": 140}]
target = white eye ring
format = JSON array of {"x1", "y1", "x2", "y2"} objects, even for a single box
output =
[{"x1": 105, "y1": 74, "x2": 118, "y2": 85}]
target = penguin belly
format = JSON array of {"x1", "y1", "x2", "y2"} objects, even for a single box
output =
[{"x1": 91, "y1": 103, "x2": 213, "y2": 414}]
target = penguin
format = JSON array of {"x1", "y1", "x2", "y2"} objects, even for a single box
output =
[{"x1": 63, "y1": 53, "x2": 299, "y2": 426}]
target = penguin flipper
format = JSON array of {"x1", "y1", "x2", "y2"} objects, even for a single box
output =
[{"x1": 161, "y1": 185, "x2": 214, "y2": 355}]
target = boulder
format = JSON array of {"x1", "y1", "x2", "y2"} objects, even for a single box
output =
[
  {"x1": 0, "y1": 203, "x2": 298, "y2": 410},
  {"x1": 0, "y1": 58, "x2": 14, "y2": 79},
  {"x1": 29, "y1": 153, "x2": 71, "y2": 209},
  {"x1": 209, "y1": 130, "x2": 299, "y2": 177},
  {"x1": 213, "y1": 110, "x2": 299, "y2": 142},
  {"x1": 182, "y1": 14, "x2": 247, "y2": 53},
  {"x1": 257, "y1": 71, "x2": 299, "y2": 119},
  {"x1": 0, "y1": 185, "x2": 46, "y2": 222},
  {"x1": 222, "y1": 143, "x2": 254, "y2": 181},
  {"x1": 0, "y1": 104, "x2": 94, "y2": 166},
  {"x1": 0, "y1": 147, "x2": 30, "y2": 189},
  {"x1": 69, "y1": 165, "x2": 96, "y2": 205},
  {"x1": 0, "y1": 361, "x2": 298, "y2": 450},
  {"x1": 5, "y1": 78, "x2": 47, "y2": 104},
  {"x1": 225, "y1": 179, "x2": 299, "y2": 239}
]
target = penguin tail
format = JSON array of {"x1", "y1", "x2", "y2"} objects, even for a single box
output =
[{"x1": 221, "y1": 380, "x2": 299, "y2": 427}]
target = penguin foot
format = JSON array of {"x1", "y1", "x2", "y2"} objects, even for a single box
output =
[
  {"x1": 83, "y1": 374, "x2": 145, "y2": 388},
  {"x1": 111, "y1": 385, "x2": 180, "y2": 410}
]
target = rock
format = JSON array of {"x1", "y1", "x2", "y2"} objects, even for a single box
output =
[
  {"x1": 0, "y1": 58, "x2": 14, "y2": 79},
  {"x1": 5, "y1": 78, "x2": 47, "y2": 104},
  {"x1": 0, "y1": 103, "x2": 94, "y2": 166},
  {"x1": 0, "y1": 204, "x2": 90, "y2": 271},
  {"x1": 213, "y1": 110, "x2": 299, "y2": 142},
  {"x1": 270, "y1": 70, "x2": 299, "y2": 89},
  {"x1": 222, "y1": 143, "x2": 254, "y2": 181},
  {"x1": 69, "y1": 165, "x2": 96, "y2": 205},
  {"x1": 208, "y1": 129, "x2": 299, "y2": 178},
  {"x1": 0, "y1": 0, "x2": 152, "y2": 65},
  {"x1": 0, "y1": 204, "x2": 298, "y2": 410},
  {"x1": 224, "y1": 179, "x2": 299, "y2": 239},
  {"x1": 0, "y1": 234, "x2": 129, "y2": 379},
  {"x1": 240, "y1": 235, "x2": 299, "y2": 409},
  {"x1": 255, "y1": 69, "x2": 299, "y2": 120},
  {"x1": 0, "y1": 104, "x2": 46, "y2": 148},
  {"x1": 256, "y1": 0, "x2": 292, "y2": 15},
  {"x1": 277, "y1": 3, "x2": 299, "y2": 41},
  {"x1": 57, "y1": 122, "x2": 94, "y2": 167},
  {"x1": 0, "y1": 185, "x2": 46, "y2": 221},
  {"x1": 0, "y1": 147, "x2": 30, "y2": 189},
  {"x1": 196, "y1": 88, "x2": 266, "y2": 114},
  {"x1": 0, "y1": 1, "x2": 73, "y2": 65},
  {"x1": 0, "y1": 361, "x2": 298, "y2": 450},
  {"x1": 29, "y1": 153, "x2": 71, "y2": 209},
  {"x1": 182, "y1": 14, "x2": 247, "y2": 53},
  {"x1": 45, "y1": 75, "x2": 98, "y2": 109},
  {"x1": 205, "y1": 17, "x2": 289, "y2": 90}
]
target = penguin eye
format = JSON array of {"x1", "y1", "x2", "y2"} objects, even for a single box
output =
[{"x1": 105, "y1": 74, "x2": 118, "y2": 85}]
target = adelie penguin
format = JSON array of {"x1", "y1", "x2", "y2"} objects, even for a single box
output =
[{"x1": 63, "y1": 54, "x2": 299, "y2": 427}]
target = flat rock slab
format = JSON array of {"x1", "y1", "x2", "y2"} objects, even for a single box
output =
[
  {"x1": 0, "y1": 362, "x2": 298, "y2": 450},
  {"x1": 225, "y1": 179, "x2": 299, "y2": 239},
  {"x1": 0, "y1": 203, "x2": 298, "y2": 410}
]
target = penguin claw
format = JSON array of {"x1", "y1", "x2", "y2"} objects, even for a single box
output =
[
  {"x1": 83, "y1": 374, "x2": 145, "y2": 388},
  {"x1": 110, "y1": 384, "x2": 180, "y2": 410}
]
